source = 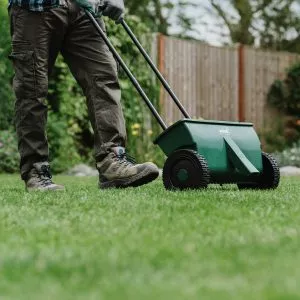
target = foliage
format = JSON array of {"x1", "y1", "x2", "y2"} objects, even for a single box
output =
[
  {"x1": 0, "y1": 3, "x2": 14, "y2": 129},
  {"x1": 0, "y1": 129, "x2": 19, "y2": 173},
  {"x1": 258, "y1": 116, "x2": 287, "y2": 153},
  {"x1": 274, "y1": 140, "x2": 300, "y2": 167},
  {"x1": 126, "y1": 0, "x2": 198, "y2": 36},
  {"x1": 267, "y1": 62, "x2": 300, "y2": 115},
  {"x1": 204, "y1": 0, "x2": 300, "y2": 52},
  {"x1": 265, "y1": 62, "x2": 300, "y2": 149}
]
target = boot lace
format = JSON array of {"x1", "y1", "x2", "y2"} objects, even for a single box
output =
[
  {"x1": 38, "y1": 165, "x2": 53, "y2": 186},
  {"x1": 115, "y1": 153, "x2": 136, "y2": 167}
]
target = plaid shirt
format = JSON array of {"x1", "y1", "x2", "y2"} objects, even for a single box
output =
[{"x1": 8, "y1": 0, "x2": 61, "y2": 11}]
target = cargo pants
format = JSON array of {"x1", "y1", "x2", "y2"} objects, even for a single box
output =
[{"x1": 9, "y1": 0, "x2": 126, "y2": 180}]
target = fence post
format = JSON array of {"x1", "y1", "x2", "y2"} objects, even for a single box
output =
[{"x1": 238, "y1": 44, "x2": 245, "y2": 122}]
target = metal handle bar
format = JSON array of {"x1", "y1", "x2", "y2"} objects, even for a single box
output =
[
  {"x1": 85, "y1": 10, "x2": 168, "y2": 130},
  {"x1": 97, "y1": 4, "x2": 190, "y2": 120},
  {"x1": 119, "y1": 19, "x2": 191, "y2": 119}
]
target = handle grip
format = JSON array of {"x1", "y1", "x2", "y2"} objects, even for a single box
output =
[
  {"x1": 97, "y1": 2, "x2": 107, "y2": 17},
  {"x1": 98, "y1": 2, "x2": 124, "y2": 24}
]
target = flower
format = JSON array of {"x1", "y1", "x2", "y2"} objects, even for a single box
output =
[
  {"x1": 131, "y1": 123, "x2": 141, "y2": 130},
  {"x1": 132, "y1": 130, "x2": 139, "y2": 136},
  {"x1": 147, "y1": 130, "x2": 153, "y2": 136}
]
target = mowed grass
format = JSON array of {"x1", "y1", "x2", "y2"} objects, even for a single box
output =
[{"x1": 0, "y1": 175, "x2": 300, "y2": 300}]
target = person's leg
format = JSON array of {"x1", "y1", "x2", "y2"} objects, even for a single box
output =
[
  {"x1": 62, "y1": 3, "x2": 158, "y2": 188},
  {"x1": 61, "y1": 7, "x2": 126, "y2": 161},
  {"x1": 9, "y1": 5, "x2": 67, "y2": 187}
]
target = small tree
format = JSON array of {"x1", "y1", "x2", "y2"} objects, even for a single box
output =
[{"x1": 203, "y1": 0, "x2": 300, "y2": 52}]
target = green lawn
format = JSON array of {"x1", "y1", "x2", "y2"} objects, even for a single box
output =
[{"x1": 0, "y1": 175, "x2": 300, "y2": 300}]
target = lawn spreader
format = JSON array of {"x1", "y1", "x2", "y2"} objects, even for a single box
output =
[{"x1": 86, "y1": 11, "x2": 280, "y2": 191}]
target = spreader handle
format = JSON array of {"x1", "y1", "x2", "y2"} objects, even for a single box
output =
[
  {"x1": 86, "y1": 10, "x2": 168, "y2": 130},
  {"x1": 119, "y1": 19, "x2": 191, "y2": 119}
]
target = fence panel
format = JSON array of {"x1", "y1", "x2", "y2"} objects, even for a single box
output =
[
  {"x1": 157, "y1": 35, "x2": 300, "y2": 131},
  {"x1": 159, "y1": 36, "x2": 239, "y2": 126}
]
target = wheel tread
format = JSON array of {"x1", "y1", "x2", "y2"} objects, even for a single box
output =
[
  {"x1": 238, "y1": 152, "x2": 280, "y2": 190},
  {"x1": 162, "y1": 149, "x2": 210, "y2": 190}
]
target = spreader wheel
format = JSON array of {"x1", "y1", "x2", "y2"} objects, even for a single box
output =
[
  {"x1": 163, "y1": 149, "x2": 210, "y2": 190},
  {"x1": 238, "y1": 152, "x2": 280, "y2": 190}
]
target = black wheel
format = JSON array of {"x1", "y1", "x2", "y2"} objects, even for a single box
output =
[
  {"x1": 163, "y1": 149, "x2": 210, "y2": 190},
  {"x1": 238, "y1": 152, "x2": 280, "y2": 190}
]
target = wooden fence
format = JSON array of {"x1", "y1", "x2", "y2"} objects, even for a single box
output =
[{"x1": 156, "y1": 35, "x2": 300, "y2": 130}]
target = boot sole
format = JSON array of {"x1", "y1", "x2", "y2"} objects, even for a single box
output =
[
  {"x1": 99, "y1": 168, "x2": 159, "y2": 189},
  {"x1": 26, "y1": 186, "x2": 66, "y2": 192}
]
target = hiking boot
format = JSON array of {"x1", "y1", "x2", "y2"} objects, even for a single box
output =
[
  {"x1": 25, "y1": 162, "x2": 65, "y2": 192},
  {"x1": 96, "y1": 147, "x2": 159, "y2": 189}
]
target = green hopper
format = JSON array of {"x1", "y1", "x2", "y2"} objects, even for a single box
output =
[{"x1": 87, "y1": 11, "x2": 280, "y2": 190}]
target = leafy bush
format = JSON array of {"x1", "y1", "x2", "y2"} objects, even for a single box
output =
[
  {"x1": 0, "y1": 4, "x2": 14, "y2": 129},
  {"x1": 266, "y1": 62, "x2": 300, "y2": 150},
  {"x1": 0, "y1": 129, "x2": 19, "y2": 173},
  {"x1": 258, "y1": 114, "x2": 300, "y2": 152},
  {"x1": 273, "y1": 141, "x2": 300, "y2": 167},
  {"x1": 268, "y1": 63, "x2": 300, "y2": 115}
]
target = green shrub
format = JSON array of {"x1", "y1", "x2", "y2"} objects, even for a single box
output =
[
  {"x1": 273, "y1": 140, "x2": 300, "y2": 167},
  {"x1": 268, "y1": 63, "x2": 300, "y2": 115},
  {"x1": 258, "y1": 114, "x2": 300, "y2": 152},
  {"x1": 0, "y1": 3, "x2": 14, "y2": 129},
  {"x1": 0, "y1": 129, "x2": 19, "y2": 173},
  {"x1": 266, "y1": 62, "x2": 300, "y2": 150}
]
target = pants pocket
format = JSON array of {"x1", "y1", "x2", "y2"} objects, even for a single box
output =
[{"x1": 9, "y1": 51, "x2": 36, "y2": 99}]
